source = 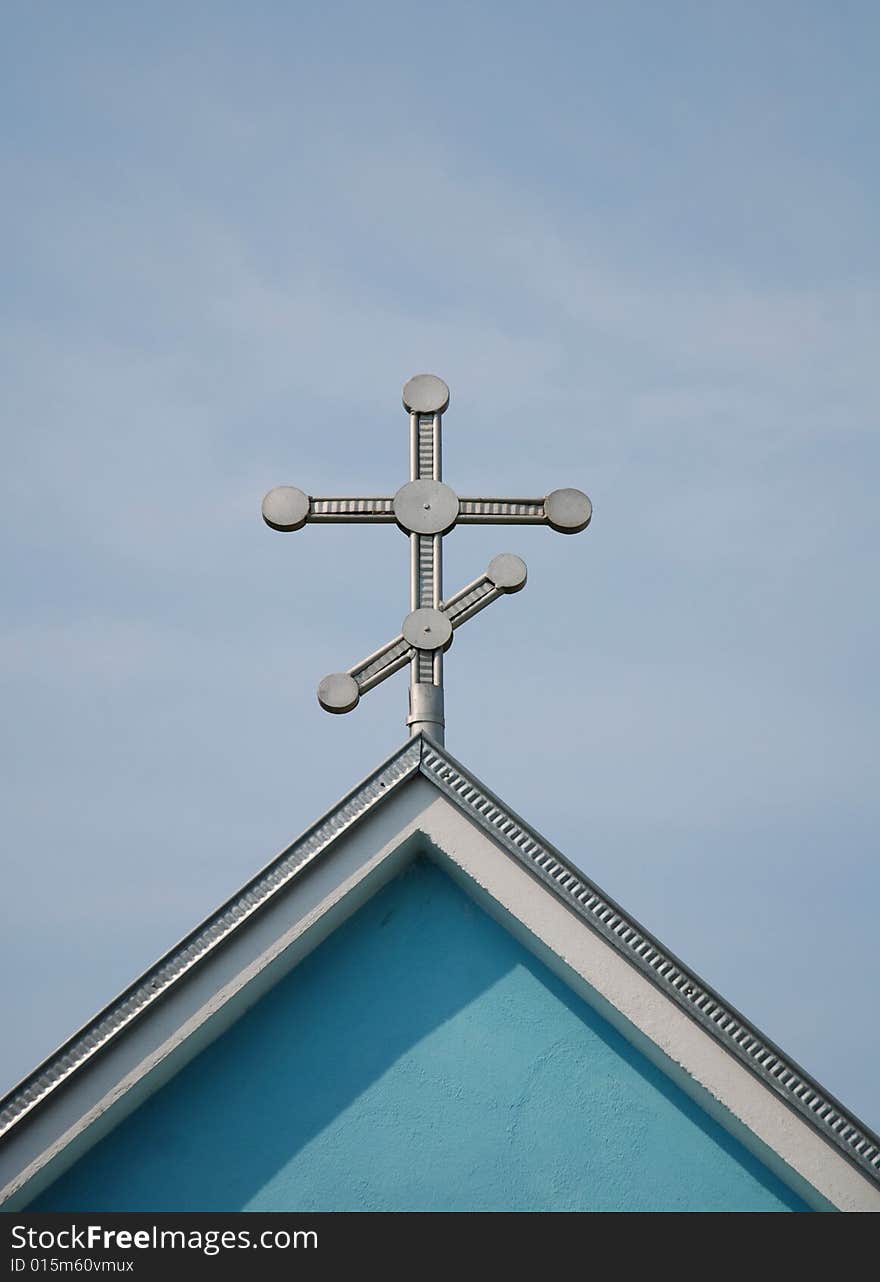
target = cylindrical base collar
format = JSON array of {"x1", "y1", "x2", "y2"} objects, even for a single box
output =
[{"x1": 407, "y1": 682, "x2": 445, "y2": 746}]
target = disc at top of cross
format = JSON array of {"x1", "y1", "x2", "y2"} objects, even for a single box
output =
[{"x1": 262, "y1": 374, "x2": 591, "y2": 746}]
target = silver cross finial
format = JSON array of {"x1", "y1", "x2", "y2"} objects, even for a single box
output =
[{"x1": 262, "y1": 374, "x2": 591, "y2": 746}]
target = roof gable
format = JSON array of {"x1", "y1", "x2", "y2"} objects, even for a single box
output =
[
  {"x1": 1, "y1": 735, "x2": 878, "y2": 1211},
  {"x1": 26, "y1": 860, "x2": 809, "y2": 1213}
]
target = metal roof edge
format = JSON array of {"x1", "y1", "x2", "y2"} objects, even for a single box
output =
[
  {"x1": 417, "y1": 737, "x2": 880, "y2": 1188},
  {"x1": 0, "y1": 737, "x2": 422, "y2": 1142}
]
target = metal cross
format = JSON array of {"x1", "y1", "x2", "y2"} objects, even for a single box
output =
[{"x1": 262, "y1": 373, "x2": 591, "y2": 746}]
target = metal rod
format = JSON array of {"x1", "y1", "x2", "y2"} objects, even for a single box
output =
[
  {"x1": 409, "y1": 533, "x2": 420, "y2": 689},
  {"x1": 408, "y1": 409, "x2": 445, "y2": 744},
  {"x1": 408, "y1": 410, "x2": 419, "y2": 687},
  {"x1": 440, "y1": 573, "x2": 490, "y2": 612},
  {"x1": 432, "y1": 412, "x2": 442, "y2": 482},
  {"x1": 308, "y1": 497, "x2": 396, "y2": 522},
  {"x1": 448, "y1": 585, "x2": 502, "y2": 628},
  {"x1": 457, "y1": 498, "x2": 546, "y2": 523},
  {"x1": 358, "y1": 646, "x2": 413, "y2": 694},
  {"x1": 431, "y1": 418, "x2": 443, "y2": 651},
  {"x1": 433, "y1": 533, "x2": 442, "y2": 606},
  {"x1": 409, "y1": 537, "x2": 419, "y2": 613},
  {"x1": 348, "y1": 634, "x2": 407, "y2": 679},
  {"x1": 432, "y1": 414, "x2": 442, "y2": 603},
  {"x1": 409, "y1": 412, "x2": 419, "y2": 481},
  {"x1": 432, "y1": 530, "x2": 442, "y2": 684}
]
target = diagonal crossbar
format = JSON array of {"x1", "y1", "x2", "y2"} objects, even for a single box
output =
[{"x1": 316, "y1": 556, "x2": 527, "y2": 715}]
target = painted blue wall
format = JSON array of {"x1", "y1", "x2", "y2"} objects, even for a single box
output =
[{"x1": 31, "y1": 860, "x2": 809, "y2": 1212}]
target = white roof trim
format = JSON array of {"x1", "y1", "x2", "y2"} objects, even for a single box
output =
[{"x1": 1, "y1": 735, "x2": 877, "y2": 1211}]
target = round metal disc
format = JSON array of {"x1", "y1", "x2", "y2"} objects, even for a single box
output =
[
  {"x1": 545, "y1": 488, "x2": 592, "y2": 534},
  {"x1": 262, "y1": 486, "x2": 310, "y2": 532},
  {"x1": 487, "y1": 553, "x2": 527, "y2": 593},
  {"x1": 402, "y1": 608, "x2": 453, "y2": 652},
  {"x1": 393, "y1": 479, "x2": 460, "y2": 535},
  {"x1": 317, "y1": 673, "x2": 360, "y2": 714},
  {"x1": 402, "y1": 374, "x2": 450, "y2": 415}
]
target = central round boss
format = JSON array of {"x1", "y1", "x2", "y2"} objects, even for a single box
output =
[
  {"x1": 402, "y1": 608, "x2": 453, "y2": 652},
  {"x1": 392, "y1": 480, "x2": 460, "y2": 535}
]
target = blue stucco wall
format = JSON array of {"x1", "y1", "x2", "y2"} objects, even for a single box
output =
[{"x1": 31, "y1": 859, "x2": 809, "y2": 1212}]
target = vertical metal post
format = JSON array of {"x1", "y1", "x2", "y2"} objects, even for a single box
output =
[
  {"x1": 406, "y1": 409, "x2": 445, "y2": 745},
  {"x1": 432, "y1": 412, "x2": 443, "y2": 687},
  {"x1": 409, "y1": 410, "x2": 420, "y2": 621}
]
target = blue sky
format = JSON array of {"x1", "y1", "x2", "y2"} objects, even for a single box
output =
[{"x1": 2, "y1": 2, "x2": 878, "y2": 1133}]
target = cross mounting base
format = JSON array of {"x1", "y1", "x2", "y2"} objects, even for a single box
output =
[{"x1": 407, "y1": 682, "x2": 445, "y2": 745}]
